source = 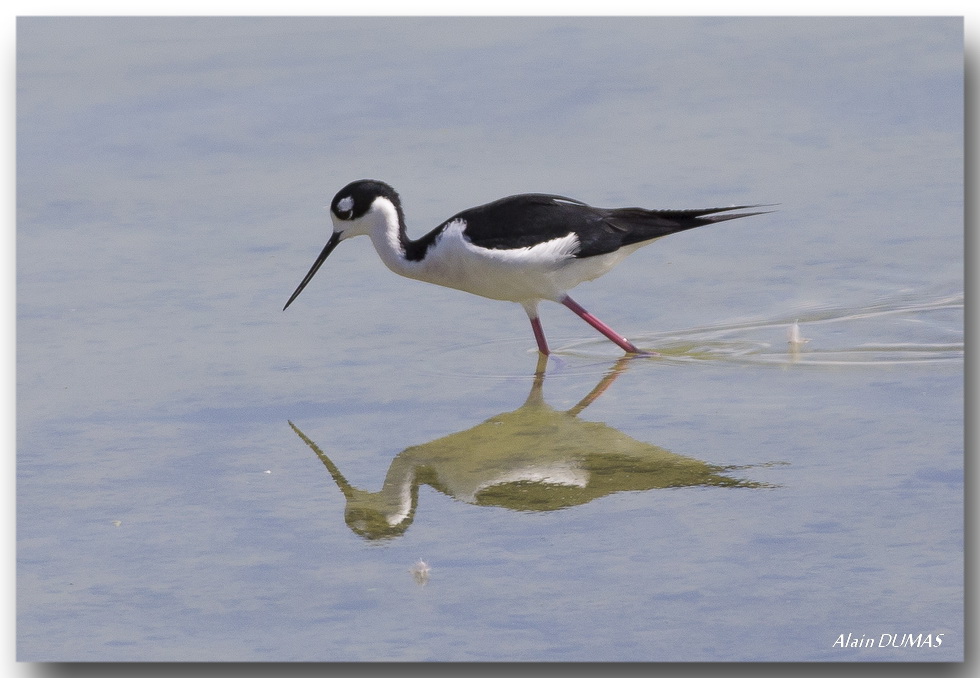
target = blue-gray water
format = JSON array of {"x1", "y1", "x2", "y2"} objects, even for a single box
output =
[{"x1": 17, "y1": 17, "x2": 962, "y2": 662}]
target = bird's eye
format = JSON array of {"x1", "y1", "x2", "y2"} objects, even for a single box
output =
[{"x1": 336, "y1": 195, "x2": 354, "y2": 218}]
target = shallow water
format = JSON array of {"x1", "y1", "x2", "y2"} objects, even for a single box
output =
[{"x1": 17, "y1": 17, "x2": 963, "y2": 661}]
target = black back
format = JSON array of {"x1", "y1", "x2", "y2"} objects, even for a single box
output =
[
  {"x1": 333, "y1": 180, "x2": 769, "y2": 262},
  {"x1": 440, "y1": 193, "x2": 768, "y2": 259}
]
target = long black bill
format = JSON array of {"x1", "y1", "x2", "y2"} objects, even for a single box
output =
[{"x1": 283, "y1": 231, "x2": 342, "y2": 310}]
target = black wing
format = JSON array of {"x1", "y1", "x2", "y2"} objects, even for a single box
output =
[
  {"x1": 403, "y1": 195, "x2": 586, "y2": 261},
  {"x1": 445, "y1": 194, "x2": 602, "y2": 252},
  {"x1": 415, "y1": 193, "x2": 772, "y2": 260}
]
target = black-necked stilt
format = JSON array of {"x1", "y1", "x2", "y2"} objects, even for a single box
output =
[{"x1": 284, "y1": 179, "x2": 772, "y2": 355}]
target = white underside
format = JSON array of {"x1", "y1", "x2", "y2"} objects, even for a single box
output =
[{"x1": 372, "y1": 219, "x2": 651, "y2": 304}]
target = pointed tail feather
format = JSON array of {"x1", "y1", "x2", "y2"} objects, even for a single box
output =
[
  {"x1": 581, "y1": 203, "x2": 777, "y2": 256},
  {"x1": 698, "y1": 205, "x2": 778, "y2": 224},
  {"x1": 605, "y1": 203, "x2": 776, "y2": 235}
]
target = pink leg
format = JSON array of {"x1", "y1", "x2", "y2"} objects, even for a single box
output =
[
  {"x1": 561, "y1": 296, "x2": 644, "y2": 354},
  {"x1": 522, "y1": 301, "x2": 552, "y2": 355},
  {"x1": 528, "y1": 315, "x2": 550, "y2": 356}
]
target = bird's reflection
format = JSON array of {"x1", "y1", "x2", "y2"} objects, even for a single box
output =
[{"x1": 289, "y1": 356, "x2": 773, "y2": 540}]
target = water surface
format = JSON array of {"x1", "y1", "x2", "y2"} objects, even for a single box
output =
[{"x1": 17, "y1": 16, "x2": 963, "y2": 662}]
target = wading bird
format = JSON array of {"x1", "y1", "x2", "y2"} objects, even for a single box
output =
[{"x1": 284, "y1": 180, "x2": 770, "y2": 355}]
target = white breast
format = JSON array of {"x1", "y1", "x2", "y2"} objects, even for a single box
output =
[
  {"x1": 370, "y1": 215, "x2": 647, "y2": 303},
  {"x1": 407, "y1": 221, "x2": 584, "y2": 302}
]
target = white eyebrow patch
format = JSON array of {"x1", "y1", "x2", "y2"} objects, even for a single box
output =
[{"x1": 337, "y1": 196, "x2": 354, "y2": 212}]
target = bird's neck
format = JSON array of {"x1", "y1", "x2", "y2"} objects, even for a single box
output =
[{"x1": 365, "y1": 198, "x2": 425, "y2": 278}]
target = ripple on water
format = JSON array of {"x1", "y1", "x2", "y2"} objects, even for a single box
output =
[{"x1": 431, "y1": 291, "x2": 963, "y2": 377}]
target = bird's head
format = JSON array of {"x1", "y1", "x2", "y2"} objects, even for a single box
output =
[{"x1": 283, "y1": 179, "x2": 403, "y2": 311}]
